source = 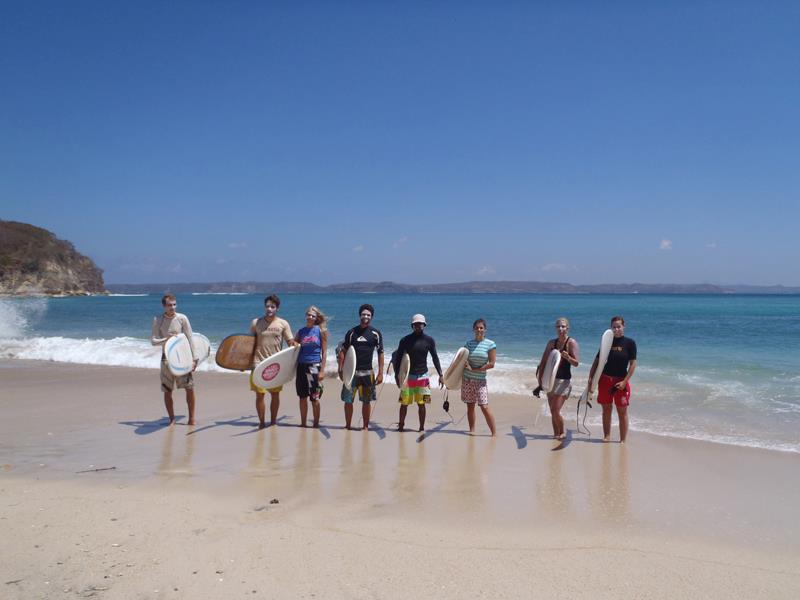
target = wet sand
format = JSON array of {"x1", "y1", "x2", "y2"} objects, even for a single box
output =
[{"x1": 2, "y1": 359, "x2": 799, "y2": 598}]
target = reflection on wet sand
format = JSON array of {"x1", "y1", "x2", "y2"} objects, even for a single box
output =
[
  {"x1": 593, "y1": 443, "x2": 631, "y2": 522},
  {"x1": 535, "y1": 446, "x2": 572, "y2": 516},
  {"x1": 157, "y1": 426, "x2": 196, "y2": 476}
]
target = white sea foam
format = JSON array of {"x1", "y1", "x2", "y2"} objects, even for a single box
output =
[{"x1": 0, "y1": 299, "x2": 48, "y2": 338}]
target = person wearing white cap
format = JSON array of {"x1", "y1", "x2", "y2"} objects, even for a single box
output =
[{"x1": 392, "y1": 313, "x2": 443, "y2": 432}]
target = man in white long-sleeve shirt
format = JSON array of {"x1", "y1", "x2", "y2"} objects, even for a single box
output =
[{"x1": 151, "y1": 293, "x2": 198, "y2": 425}]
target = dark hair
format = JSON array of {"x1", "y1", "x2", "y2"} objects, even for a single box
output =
[
  {"x1": 264, "y1": 294, "x2": 281, "y2": 308},
  {"x1": 611, "y1": 315, "x2": 625, "y2": 325},
  {"x1": 359, "y1": 303, "x2": 374, "y2": 317},
  {"x1": 161, "y1": 293, "x2": 176, "y2": 306},
  {"x1": 472, "y1": 318, "x2": 487, "y2": 329}
]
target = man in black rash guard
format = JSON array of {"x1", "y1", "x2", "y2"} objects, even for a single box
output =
[
  {"x1": 338, "y1": 304, "x2": 384, "y2": 430},
  {"x1": 392, "y1": 314, "x2": 443, "y2": 432}
]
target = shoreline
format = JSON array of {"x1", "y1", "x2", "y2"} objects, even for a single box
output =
[{"x1": 2, "y1": 359, "x2": 799, "y2": 598}]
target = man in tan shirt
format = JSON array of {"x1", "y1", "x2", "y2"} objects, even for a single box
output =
[
  {"x1": 250, "y1": 294, "x2": 296, "y2": 428},
  {"x1": 151, "y1": 293, "x2": 198, "y2": 425}
]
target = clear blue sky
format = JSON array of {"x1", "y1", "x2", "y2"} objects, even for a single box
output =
[{"x1": 2, "y1": 1, "x2": 798, "y2": 285}]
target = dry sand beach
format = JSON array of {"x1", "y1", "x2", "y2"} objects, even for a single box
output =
[{"x1": 2, "y1": 359, "x2": 799, "y2": 599}]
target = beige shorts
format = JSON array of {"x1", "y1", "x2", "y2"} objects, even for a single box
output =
[
  {"x1": 549, "y1": 378, "x2": 572, "y2": 398},
  {"x1": 160, "y1": 359, "x2": 194, "y2": 392}
]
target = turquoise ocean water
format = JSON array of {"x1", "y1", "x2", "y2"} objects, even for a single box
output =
[{"x1": 1, "y1": 293, "x2": 798, "y2": 453}]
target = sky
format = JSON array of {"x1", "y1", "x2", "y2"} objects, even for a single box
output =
[{"x1": 1, "y1": 1, "x2": 799, "y2": 286}]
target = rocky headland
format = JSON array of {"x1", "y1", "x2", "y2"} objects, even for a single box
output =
[{"x1": 0, "y1": 220, "x2": 106, "y2": 296}]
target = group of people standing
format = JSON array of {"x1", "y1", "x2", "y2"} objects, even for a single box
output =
[{"x1": 151, "y1": 294, "x2": 637, "y2": 443}]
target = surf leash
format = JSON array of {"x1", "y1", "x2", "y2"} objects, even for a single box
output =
[{"x1": 575, "y1": 388, "x2": 592, "y2": 435}]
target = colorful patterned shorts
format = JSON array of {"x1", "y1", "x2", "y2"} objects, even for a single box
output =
[
  {"x1": 460, "y1": 377, "x2": 488, "y2": 406},
  {"x1": 399, "y1": 373, "x2": 431, "y2": 406}
]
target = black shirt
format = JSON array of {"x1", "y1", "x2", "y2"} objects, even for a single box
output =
[
  {"x1": 394, "y1": 332, "x2": 442, "y2": 377},
  {"x1": 602, "y1": 336, "x2": 637, "y2": 378},
  {"x1": 344, "y1": 325, "x2": 384, "y2": 371}
]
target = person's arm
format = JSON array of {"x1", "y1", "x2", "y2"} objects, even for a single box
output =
[
  {"x1": 319, "y1": 331, "x2": 327, "y2": 380},
  {"x1": 615, "y1": 360, "x2": 637, "y2": 390},
  {"x1": 150, "y1": 316, "x2": 167, "y2": 346},
  {"x1": 284, "y1": 322, "x2": 298, "y2": 347},
  {"x1": 376, "y1": 352, "x2": 384, "y2": 384},
  {"x1": 562, "y1": 338, "x2": 579, "y2": 367},
  {"x1": 182, "y1": 315, "x2": 198, "y2": 368},
  {"x1": 430, "y1": 338, "x2": 443, "y2": 387},
  {"x1": 587, "y1": 353, "x2": 600, "y2": 390},
  {"x1": 249, "y1": 318, "x2": 258, "y2": 335},
  {"x1": 474, "y1": 347, "x2": 496, "y2": 373}
]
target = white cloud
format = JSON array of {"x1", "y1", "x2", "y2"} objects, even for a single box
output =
[
  {"x1": 541, "y1": 263, "x2": 567, "y2": 272},
  {"x1": 706, "y1": 242, "x2": 717, "y2": 249},
  {"x1": 169, "y1": 264, "x2": 183, "y2": 273},
  {"x1": 393, "y1": 236, "x2": 409, "y2": 249},
  {"x1": 659, "y1": 239, "x2": 673, "y2": 251},
  {"x1": 352, "y1": 245, "x2": 364, "y2": 253},
  {"x1": 228, "y1": 241, "x2": 247, "y2": 249},
  {"x1": 476, "y1": 266, "x2": 495, "y2": 276}
]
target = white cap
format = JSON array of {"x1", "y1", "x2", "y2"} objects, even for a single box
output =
[{"x1": 411, "y1": 313, "x2": 427, "y2": 325}]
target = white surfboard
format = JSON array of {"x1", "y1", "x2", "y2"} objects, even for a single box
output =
[
  {"x1": 191, "y1": 333, "x2": 212, "y2": 364},
  {"x1": 397, "y1": 353, "x2": 410, "y2": 388},
  {"x1": 341, "y1": 346, "x2": 356, "y2": 390},
  {"x1": 589, "y1": 329, "x2": 614, "y2": 394},
  {"x1": 443, "y1": 347, "x2": 470, "y2": 390},
  {"x1": 252, "y1": 345, "x2": 301, "y2": 389},
  {"x1": 541, "y1": 348, "x2": 561, "y2": 393},
  {"x1": 165, "y1": 333, "x2": 194, "y2": 376}
]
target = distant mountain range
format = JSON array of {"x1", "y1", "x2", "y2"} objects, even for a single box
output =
[{"x1": 105, "y1": 280, "x2": 800, "y2": 295}]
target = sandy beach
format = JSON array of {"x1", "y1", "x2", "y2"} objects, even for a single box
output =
[{"x1": 2, "y1": 359, "x2": 799, "y2": 599}]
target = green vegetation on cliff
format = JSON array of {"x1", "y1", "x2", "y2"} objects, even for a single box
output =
[{"x1": 0, "y1": 220, "x2": 105, "y2": 295}]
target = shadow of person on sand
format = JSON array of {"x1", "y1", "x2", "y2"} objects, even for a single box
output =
[
  {"x1": 509, "y1": 425, "x2": 606, "y2": 450},
  {"x1": 119, "y1": 417, "x2": 184, "y2": 435},
  {"x1": 416, "y1": 420, "x2": 473, "y2": 443}
]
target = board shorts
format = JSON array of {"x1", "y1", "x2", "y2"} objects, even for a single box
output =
[
  {"x1": 249, "y1": 370, "x2": 282, "y2": 394},
  {"x1": 399, "y1": 373, "x2": 431, "y2": 406},
  {"x1": 597, "y1": 374, "x2": 631, "y2": 407},
  {"x1": 461, "y1": 377, "x2": 488, "y2": 406},
  {"x1": 549, "y1": 378, "x2": 572, "y2": 398},
  {"x1": 296, "y1": 363, "x2": 323, "y2": 401},
  {"x1": 341, "y1": 371, "x2": 376, "y2": 404},
  {"x1": 160, "y1": 358, "x2": 193, "y2": 392}
]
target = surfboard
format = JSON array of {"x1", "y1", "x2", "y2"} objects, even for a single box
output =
[
  {"x1": 397, "y1": 353, "x2": 410, "y2": 388},
  {"x1": 341, "y1": 346, "x2": 357, "y2": 390},
  {"x1": 191, "y1": 333, "x2": 212, "y2": 364},
  {"x1": 215, "y1": 333, "x2": 256, "y2": 371},
  {"x1": 252, "y1": 345, "x2": 300, "y2": 389},
  {"x1": 443, "y1": 347, "x2": 470, "y2": 390},
  {"x1": 589, "y1": 329, "x2": 614, "y2": 394},
  {"x1": 541, "y1": 348, "x2": 561, "y2": 393},
  {"x1": 165, "y1": 333, "x2": 194, "y2": 376}
]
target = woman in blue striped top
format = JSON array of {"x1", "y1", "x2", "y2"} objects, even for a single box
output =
[{"x1": 462, "y1": 318, "x2": 497, "y2": 436}]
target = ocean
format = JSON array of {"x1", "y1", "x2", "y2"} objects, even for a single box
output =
[{"x1": 1, "y1": 293, "x2": 798, "y2": 453}]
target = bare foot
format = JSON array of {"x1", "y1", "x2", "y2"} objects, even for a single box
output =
[
  {"x1": 187, "y1": 420, "x2": 196, "y2": 426},
  {"x1": 557, "y1": 433, "x2": 566, "y2": 440},
  {"x1": 603, "y1": 436, "x2": 610, "y2": 442},
  {"x1": 258, "y1": 422, "x2": 267, "y2": 430},
  {"x1": 418, "y1": 426, "x2": 424, "y2": 432},
  {"x1": 398, "y1": 424, "x2": 405, "y2": 432},
  {"x1": 168, "y1": 418, "x2": 176, "y2": 426},
  {"x1": 312, "y1": 423, "x2": 319, "y2": 429}
]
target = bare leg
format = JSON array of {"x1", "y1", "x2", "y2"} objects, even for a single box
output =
[
  {"x1": 602, "y1": 403, "x2": 613, "y2": 441},
  {"x1": 299, "y1": 397, "x2": 309, "y2": 427},
  {"x1": 344, "y1": 403, "x2": 354, "y2": 429},
  {"x1": 549, "y1": 394, "x2": 568, "y2": 439},
  {"x1": 399, "y1": 404, "x2": 408, "y2": 431},
  {"x1": 480, "y1": 405, "x2": 496, "y2": 437},
  {"x1": 269, "y1": 391, "x2": 280, "y2": 425},
  {"x1": 362, "y1": 402, "x2": 371, "y2": 431},
  {"x1": 185, "y1": 388, "x2": 196, "y2": 426},
  {"x1": 617, "y1": 405, "x2": 629, "y2": 443},
  {"x1": 163, "y1": 390, "x2": 175, "y2": 425},
  {"x1": 255, "y1": 392, "x2": 266, "y2": 428},
  {"x1": 467, "y1": 403, "x2": 476, "y2": 432},
  {"x1": 418, "y1": 404, "x2": 426, "y2": 432},
  {"x1": 311, "y1": 399, "x2": 320, "y2": 428}
]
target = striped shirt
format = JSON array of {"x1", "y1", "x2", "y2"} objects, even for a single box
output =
[{"x1": 463, "y1": 338, "x2": 496, "y2": 381}]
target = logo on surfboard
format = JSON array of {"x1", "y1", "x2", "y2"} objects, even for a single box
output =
[{"x1": 261, "y1": 364, "x2": 280, "y2": 381}]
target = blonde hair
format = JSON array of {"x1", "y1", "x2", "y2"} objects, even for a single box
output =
[
  {"x1": 307, "y1": 305, "x2": 328, "y2": 332},
  {"x1": 555, "y1": 317, "x2": 570, "y2": 328}
]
